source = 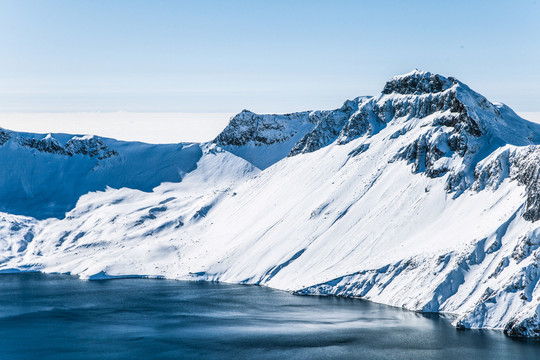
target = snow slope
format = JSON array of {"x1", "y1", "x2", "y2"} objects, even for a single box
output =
[
  {"x1": 2, "y1": 70, "x2": 540, "y2": 337},
  {"x1": 0, "y1": 130, "x2": 204, "y2": 219}
]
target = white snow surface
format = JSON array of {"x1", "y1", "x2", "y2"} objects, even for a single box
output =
[{"x1": 2, "y1": 71, "x2": 540, "y2": 337}]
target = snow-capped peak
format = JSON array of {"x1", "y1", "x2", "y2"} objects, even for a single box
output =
[
  {"x1": 214, "y1": 71, "x2": 536, "y2": 174},
  {"x1": 382, "y1": 69, "x2": 455, "y2": 95}
]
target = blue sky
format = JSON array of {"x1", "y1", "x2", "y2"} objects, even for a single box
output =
[{"x1": 0, "y1": 0, "x2": 538, "y2": 113}]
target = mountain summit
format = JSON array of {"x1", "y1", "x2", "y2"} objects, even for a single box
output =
[
  {"x1": 2, "y1": 71, "x2": 540, "y2": 337},
  {"x1": 216, "y1": 70, "x2": 540, "y2": 218},
  {"x1": 382, "y1": 69, "x2": 455, "y2": 94}
]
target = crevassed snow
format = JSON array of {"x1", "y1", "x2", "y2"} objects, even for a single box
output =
[{"x1": 2, "y1": 70, "x2": 540, "y2": 337}]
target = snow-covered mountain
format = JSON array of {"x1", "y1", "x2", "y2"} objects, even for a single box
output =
[
  {"x1": 2, "y1": 70, "x2": 540, "y2": 337},
  {"x1": 0, "y1": 130, "x2": 203, "y2": 219}
]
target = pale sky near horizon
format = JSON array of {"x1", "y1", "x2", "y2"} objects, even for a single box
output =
[
  {"x1": 0, "y1": 0, "x2": 539, "y2": 114},
  {"x1": 0, "y1": 111, "x2": 539, "y2": 144}
]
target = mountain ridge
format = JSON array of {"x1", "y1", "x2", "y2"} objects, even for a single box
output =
[{"x1": 0, "y1": 128, "x2": 204, "y2": 219}]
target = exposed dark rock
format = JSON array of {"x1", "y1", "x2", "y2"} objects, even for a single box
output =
[
  {"x1": 510, "y1": 147, "x2": 540, "y2": 222},
  {"x1": 18, "y1": 135, "x2": 69, "y2": 155},
  {"x1": 505, "y1": 315, "x2": 540, "y2": 338},
  {"x1": 290, "y1": 98, "x2": 363, "y2": 155},
  {"x1": 473, "y1": 146, "x2": 540, "y2": 222},
  {"x1": 348, "y1": 143, "x2": 370, "y2": 157},
  {"x1": 214, "y1": 110, "x2": 316, "y2": 147},
  {"x1": 65, "y1": 136, "x2": 119, "y2": 159},
  {"x1": 14, "y1": 134, "x2": 119, "y2": 159},
  {"x1": 337, "y1": 103, "x2": 378, "y2": 145},
  {"x1": 392, "y1": 131, "x2": 450, "y2": 177},
  {"x1": 512, "y1": 233, "x2": 540, "y2": 263},
  {"x1": 0, "y1": 129, "x2": 12, "y2": 146},
  {"x1": 488, "y1": 257, "x2": 509, "y2": 279},
  {"x1": 382, "y1": 71, "x2": 454, "y2": 95}
]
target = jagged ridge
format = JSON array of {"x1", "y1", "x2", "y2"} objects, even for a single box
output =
[
  {"x1": 1, "y1": 130, "x2": 120, "y2": 159},
  {"x1": 215, "y1": 70, "x2": 540, "y2": 223}
]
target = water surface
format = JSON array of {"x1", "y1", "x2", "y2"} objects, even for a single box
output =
[{"x1": 0, "y1": 273, "x2": 538, "y2": 359}]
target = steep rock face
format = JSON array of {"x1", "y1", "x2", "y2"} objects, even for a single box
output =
[
  {"x1": 214, "y1": 110, "x2": 319, "y2": 169},
  {"x1": 8, "y1": 132, "x2": 120, "y2": 159},
  {"x1": 384, "y1": 85, "x2": 485, "y2": 190},
  {"x1": 335, "y1": 101, "x2": 384, "y2": 144},
  {"x1": 18, "y1": 134, "x2": 69, "y2": 155},
  {"x1": 510, "y1": 148, "x2": 540, "y2": 222},
  {"x1": 0, "y1": 129, "x2": 12, "y2": 146},
  {"x1": 471, "y1": 146, "x2": 540, "y2": 222},
  {"x1": 505, "y1": 313, "x2": 540, "y2": 337},
  {"x1": 335, "y1": 72, "x2": 483, "y2": 151},
  {"x1": 381, "y1": 69, "x2": 454, "y2": 95},
  {"x1": 65, "y1": 136, "x2": 119, "y2": 159},
  {"x1": 289, "y1": 98, "x2": 367, "y2": 155},
  {"x1": 215, "y1": 110, "x2": 317, "y2": 147}
]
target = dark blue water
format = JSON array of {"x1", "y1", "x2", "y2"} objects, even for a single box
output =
[{"x1": 0, "y1": 274, "x2": 538, "y2": 359}]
